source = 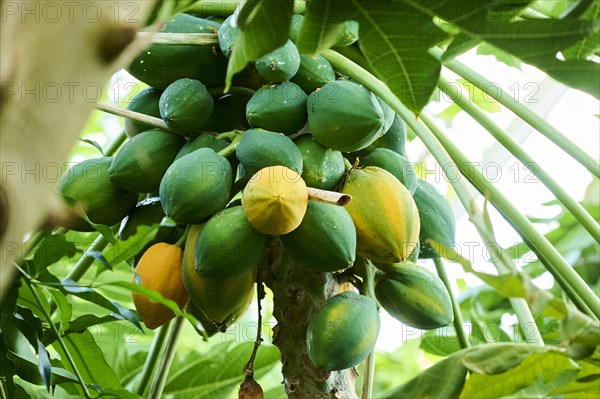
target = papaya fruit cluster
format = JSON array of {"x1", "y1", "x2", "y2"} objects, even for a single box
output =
[{"x1": 54, "y1": 12, "x2": 458, "y2": 363}]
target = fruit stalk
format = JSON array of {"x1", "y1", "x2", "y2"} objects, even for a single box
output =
[
  {"x1": 306, "y1": 187, "x2": 351, "y2": 206},
  {"x1": 135, "y1": 321, "x2": 172, "y2": 396},
  {"x1": 433, "y1": 257, "x2": 470, "y2": 349},
  {"x1": 147, "y1": 316, "x2": 185, "y2": 399},
  {"x1": 262, "y1": 239, "x2": 358, "y2": 399},
  {"x1": 361, "y1": 260, "x2": 377, "y2": 399},
  {"x1": 95, "y1": 102, "x2": 172, "y2": 133},
  {"x1": 138, "y1": 32, "x2": 217, "y2": 45}
]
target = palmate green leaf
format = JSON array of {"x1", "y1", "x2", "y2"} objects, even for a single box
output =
[
  {"x1": 415, "y1": 0, "x2": 600, "y2": 97},
  {"x1": 385, "y1": 351, "x2": 467, "y2": 399},
  {"x1": 52, "y1": 330, "x2": 123, "y2": 393},
  {"x1": 225, "y1": 0, "x2": 295, "y2": 89},
  {"x1": 31, "y1": 232, "x2": 76, "y2": 275},
  {"x1": 461, "y1": 342, "x2": 549, "y2": 374},
  {"x1": 300, "y1": 0, "x2": 448, "y2": 113},
  {"x1": 562, "y1": 0, "x2": 600, "y2": 60},
  {"x1": 460, "y1": 350, "x2": 580, "y2": 398},
  {"x1": 103, "y1": 224, "x2": 158, "y2": 266},
  {"x1": 163, "y1": 342, "x2": 281, "y2": 398}
]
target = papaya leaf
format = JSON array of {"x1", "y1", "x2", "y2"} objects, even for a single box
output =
[
  {"x1": 0, "y1": 334, "x2": 16, "y2": 398},
  {"x1": 103, "y1": 224, "x2": 158, "y2": 266},
  {"x1": 384, "y1": 351, "x2": 467, "y2": 399},
  {"x1": 225, "y1": 0, "x2": 294, "y2": 89},
  {"x1": 14, "y1": 307, "x2": 43, "y2": 352},
  {"x1": 442, "y1": 33, "x2": 479, "y2": 61},
  {"x1": 560, "y1": 308, "x2": 600, "y2": 359},
  {"x1": 296, "y1": 0, "x2": 349, "y2": 54},
  {"x1": 561, "y1": 1, "x2": 600, "y2": 60},
  {"x1": 461, "y1": 343, "x2": 550, "y2": 375},
  {"x1": 460, "y1": 350, "x2": 580, "y2": 398},
  {"x1": 32, "y1": 232, "x2": 76, "y2": 274},
  {"x1": 37, "y1": 340, "x2": 52, "y2": 391},
  {"x1": 58, "y1": 279, "x2": 143, "y2": 332},
  {"x1": 43, "y1": 315, "x2": 123, "y2": 346},
  {"x1": 78, "y1": 138, "x2": 104, "y2": 155},
  {"x1": 105, "y1": 280, "x2": 207, "y2": 339},
  {"x1": 52, "y1": 330, "x2": 123, "y2": 392},
  {"x1": 163, "y1": 342, "x2": 281, "y2": 398},
  {"x1": 421, "y1": 1, "x2": 600, "y2": 98},
  {"x1": 48, "y1": 288, "x2": 73, "y2": 327}
]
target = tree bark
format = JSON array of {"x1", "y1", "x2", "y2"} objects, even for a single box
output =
[{"x1": 262, "y1": 239, "x2": 359, "y2": 399}]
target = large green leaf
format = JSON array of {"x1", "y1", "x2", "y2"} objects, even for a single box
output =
[
  {"x1": 460, "y1": 351, "x2": 581, "y2": 398},
  {"x1": 385, "y1": 352, "x2": 467, "y2": 399},
  {"x1": 52, "y1": 330, "x2": 123, "y2": 392},
  {"x1": 296, "y1": 0, "x2": 349, "y2": 54},
  {"x1": 225, "y1": 0, "x2": 295, "y2": 88},
  {"x1": 412, "y1": 0, "x2": 600, "y2": 97},
  {"x1": 163, "y1": 342, "x2": 281, "y2": 398}
]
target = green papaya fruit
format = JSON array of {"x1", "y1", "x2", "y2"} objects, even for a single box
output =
[
  {"x1": 108, "y1": 130, "x2": 185, "y2": 193},
  {"x1": 255, "y1": 40, "x2": 300, "y2": 83},
  {"x1": 361, "y1": 115, "x2": 408, "y2": 157},
  {"x1": 294, "y1": 135, "x2": 344, "y2": 190},
  {"x1": 375, "y1": 262, "x2": 453, "y2": 329},
  {"x1": 289, "y1": 14, "x2": 304, "y2": 42},
  {"x1": 281, "y1": 201, "x2": 356, "y2": 272},
  {"x1": 217, "y1": 15, "x2": 239, "y2": 58},
  {"x1": 360, "y1": 148, "x2": 417, "y2": 195},
  {"x1": 128, "y1": 14, "x2": 227, "y2": 89},
  {"x1": 124, "y1": 87, "x2": 162, "y2": 138},
  {"x1": 159, "y1": 78, "x2": 214, "y2": 134},
  {"x1": 307, "y1": 80, "x2": 385, "y2": 152},
  {"x1": 187, "y1": 297, "x2": 251, "y2": 336},
  {"x1": 413, "y1": 180, "x2": 456, "y2": 259},
  {"x1": 235, "y1": 129, "x2": 303, "y2": 176},
  {"x1": 376, "y1": 97, "x2": 395, "y2": 133},
  {"x1": 56, "y1": 157, "x2": 138, "y2": 231},
  {"x1": 246, "y1": 82, "x2": 308, "y2": 135},
  {"x1": 175, "y1": 133, "x2": 228, "y2": 160},
  {"x1": 204, "y1": 92, "x2": 252, "y2": 132},
  {"x1": 159, "y1": 148, "x2": 232, "y2": 224},
  {"x1": 183, "y1": 225, "x2": 256, "y2": 323},
  {"x1": 307, "y1": 291, "x2": 380, "y2": 371},
  {"x1": 291, "y1": 54, "x2": 336, "y2": 94},
  {"x1": 194, "y1": 206, "x2": 269, "y2": 279},
  {"x1": 334, "y1": 20, "x2": 359, "y2": 47}
]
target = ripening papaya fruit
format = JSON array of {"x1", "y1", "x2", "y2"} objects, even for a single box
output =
[
  {"x1": 175, "y1": 133, "x2": 229, "y2": 160},
  {"x1": 242, "y1": 166, "x2": 308, "y2": 235},
  {"x1": 255, "y1": 40, "x2": 300, "y2": 83},
  {"x1": 204, "y1": 92, "x2": 253, "y2": 133},
  {"x1": 55, "y1": 157, "x2": 138, "y2": 231},
  {"x1": 307, "y1": 80, "x2": 385, "y2": 152},
  {"x1": 194, "y1": 206, "x2": 269, "y2": 279},
  {"x1": 342, "y1": 166, "x2": 420, "y2": 263},
  {"x1": 375, "y1": 262, "x2": 453, "y2": 329},
  {"x1": 217, "y1": 15, "x2": 239, "y2": 58},
  {"x1": 159, "y1": 78, "x2": 214, "y2": 134},
  {"x1": 132, "y1": 243, "x2": 189, "y2": 330},
  {"x1": 291, "y1": 54, "x2": 336, "y2": 94},
  {"x1": 182, "y1": 225, "x2": 256, "y2": 323},
  {"x1": 333, "y1": 20, "x2": 359, "y2": 47},
  {"x1": 360, "y1": 148, "x2": 418, "y2": 195},
  {"x1": 246, "y1": 82, "x2": 308, "y2": 135},
  {"x1": 108, "y1": 129, "x2": 185, "y2": 193},
  {"x1": 159, "y1": 148, "x2": 232, "y2": 224},
  {"x1": 294, "y1": 135, "x2": 345, "y2": 190},
  {"x1": 124, "y1": 88, "x2": 162, "y2": 138},
  {"x1": 306, "y1": 291, "x2": 379, "y2": 371},
  {"x1": 281, "y1": 201, "x2": 356, "y2": 272},
  {"x1": 360, "y1": 115, "x2": 408, "y2": 157},
  {"x1": 128, "y1": 14, "x2": 227, "y2": 89},
  {"x1": 413, "y1": 180, "x2": 456, "y2": 259},
  {"x1": 235, "y1": 129, "x2": 303, "y2": 176}
]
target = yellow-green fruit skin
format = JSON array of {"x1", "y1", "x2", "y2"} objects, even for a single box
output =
[
  {"x1": 182, "y1": 225, "x2": 256, "y2": 323},
  {"x1": 133, "y1": 243, "x2": 189, "y2": 330},
  {"x1": 306, "y1": 291, "x2": 380, "y2": 371},
  {"x1": 342, "y1": 166, "x2": 420, "y2": 263}
]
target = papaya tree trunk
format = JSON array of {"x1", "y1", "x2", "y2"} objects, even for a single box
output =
[{"x1": 262, "y1": 239, "x2": 358, "y2": 399}]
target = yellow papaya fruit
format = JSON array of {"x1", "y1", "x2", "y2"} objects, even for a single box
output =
[
  {"x1": 133, "y1": 243, "x2": 189, "y2": 330},
  {"x1": 342, "y1": 166, "x2": 420, "y2": 263},
  {"x1": 182, "y1": 225, "x2": 256, "y2": 323},
  {"x1": 242, "y1": 166, "x2": 308, "y2": 235}
]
